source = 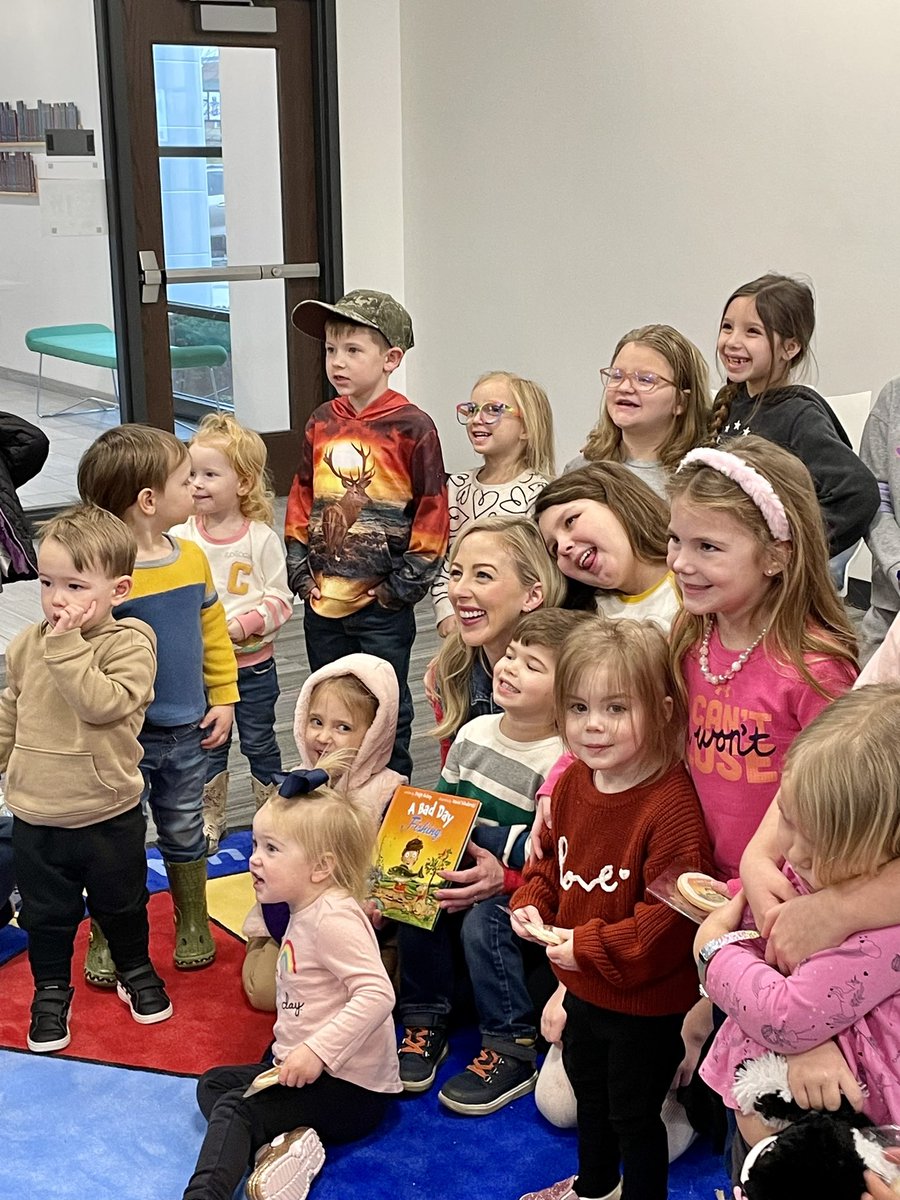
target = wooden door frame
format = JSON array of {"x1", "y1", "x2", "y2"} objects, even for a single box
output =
[{"x1": 93, "y1": 0, "x2": 343, "y2": 492}]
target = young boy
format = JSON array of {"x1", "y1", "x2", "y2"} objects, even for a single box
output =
[
  {"x1": 0, "y1": 504, "x2": 171, "y2": 1052},
  {"x1": 78, "y1": 425, "x2": 239, "y2": 978},
  {"x1": 396, "y1": 609, "x2": 592, "y2": 1115},
  {"x1": 286, "y1": 289, "x2": 449, "y2": 779}
]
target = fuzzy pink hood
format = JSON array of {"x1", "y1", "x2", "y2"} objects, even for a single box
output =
[{"x1": 293, "y1": 653, "x2": 406, "y2": 822}]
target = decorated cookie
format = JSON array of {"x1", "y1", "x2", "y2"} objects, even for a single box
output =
[{"x1": 676, "y1": 872, "x2": 729, "y2": 912}]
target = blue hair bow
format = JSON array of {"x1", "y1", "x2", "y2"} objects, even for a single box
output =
[{"x1": 273, "y1": 767, "x2": 329, "y2": 798}]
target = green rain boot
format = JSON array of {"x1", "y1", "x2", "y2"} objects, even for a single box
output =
[
  {"x1": 202, "y1": 770, "x2": 229, "y2": 856},
  {"x1": 164, "y1": 858, "x2": 216, "y2": 970},
  {"x1": 251, "y1": 776, "x2": 279, "y2": 811},
  {"x1": 83, "y1": 918, "x2": 117, "y2": 988}
]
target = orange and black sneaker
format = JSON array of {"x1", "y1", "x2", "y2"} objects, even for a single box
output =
[
  {"x1": 397, "y1": 1025, "x2": 449, "y2": 1093},
  {"x1": 438, "y1": 1046, "x2": 537, "y2": 1115}
]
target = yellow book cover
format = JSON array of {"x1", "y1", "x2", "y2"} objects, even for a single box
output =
[{"x1": 370, "y1": 785, "x2": 481, "y2": 931}]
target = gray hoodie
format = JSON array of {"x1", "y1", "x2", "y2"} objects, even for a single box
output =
[{"x1": 860, "y1": 377, "x2": 900, "y2": 648}]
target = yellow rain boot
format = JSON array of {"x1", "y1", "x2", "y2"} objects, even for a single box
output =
[
  {"x1": 251, "y1": 776, "x2": 279, "y2": 811},
  {"x1": 83, "y1": 918, "x2": 116, "y2": 988},
  {"x1": 164, "y1": 858, "x2": 216, "y2": 969},
  {"x1": 202, "y1": 770, "x2": 229, "y2": 856}
]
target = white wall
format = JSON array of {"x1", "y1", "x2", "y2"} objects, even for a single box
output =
[
  {"x1": 365, "y1": 0, "x2": 900, "y2": 471},
  {"x1": 0, "y1": 0, "x2": 112, "y2": 391}
]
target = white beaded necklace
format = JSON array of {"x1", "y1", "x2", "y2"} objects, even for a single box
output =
[{"x1": 698, "y1": 616, "x2": 768, "y2": 686}]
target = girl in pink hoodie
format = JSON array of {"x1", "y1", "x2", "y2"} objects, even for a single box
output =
[{"x1": 242, "y1": 654, "x2": 406, "y2": 1009}]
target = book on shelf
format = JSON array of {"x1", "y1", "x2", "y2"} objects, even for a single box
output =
[{"x1": 370, "y1": 785, "x2": 481, "y2": 932}]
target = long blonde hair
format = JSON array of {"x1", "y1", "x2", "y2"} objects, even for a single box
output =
[
  {"x1": 433, "y1": 516, "x2": 566, "y2": 740},
  {"x1": 262, "y1": 750, "x2": 374, "y2": 902},
  {"x1": 783, "y1": 685, "x2": 900, "y2": 887},
  {"x1": 668, "y1": 435, "x2": 857, "y2": 701},
  {"x1": 472, "y1": 371, "x2": 556, "y2": 477},
  {"x1": 582, "y1": 324, "x2": 711, "y2": 470},
  {"x1": 191, "y1": 413, "x2": 275, "y2": 525}
]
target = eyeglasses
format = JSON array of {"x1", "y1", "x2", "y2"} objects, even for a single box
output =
[
  {"x1": 455, "y1": 402, "x2": 521, "y2": 426},
  {"x1": 599, "y1": 367, "x2": 676, "y2": 393}
]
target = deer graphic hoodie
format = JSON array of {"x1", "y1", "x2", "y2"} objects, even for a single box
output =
[{"x1": 285, "y1": 389, "x2": 449, "y2": 619}]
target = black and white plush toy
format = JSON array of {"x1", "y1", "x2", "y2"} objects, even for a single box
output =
[{"x1": 726, "y1": 1052, "x2": 900, "y2": 1200}]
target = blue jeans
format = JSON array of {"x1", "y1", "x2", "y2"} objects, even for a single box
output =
[
  {"x1": 207, "y1": 658, "x2": 282, "y2": 784},
  {"x1": 303, "y1": 601, "x2": 414, "y2": 779},
  {"x1": 139, "y1": 720, "x2": 208, "y2": 862},
  {"x1": 397, "y1": 894, "x2": 537, "y2": 1060}
]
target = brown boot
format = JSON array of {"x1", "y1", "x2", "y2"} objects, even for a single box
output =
[
  {"x1": 202, "y1": 770, "x2": 229, "y2": 856},
  {"x1": 251, "y1": 776, "x2": 279, "y2": 811},
  {"x1": 164, "y1": 858, "x2": 216, "y2": 969}
]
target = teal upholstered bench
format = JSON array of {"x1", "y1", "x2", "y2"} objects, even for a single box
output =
[{"x1": 25, "y1": 323, "x2": 228, "y2": 418}]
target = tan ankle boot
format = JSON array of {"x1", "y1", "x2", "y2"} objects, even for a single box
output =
[
  {"x1": 164, "y1": 858, "x2": 216, "y2": 969},
  {"x1": 251, "y1": 776, "x2": 279, "y2": 811},
  {"x1": 202, "y1": 771, "x2": 229, "y2": 856}
]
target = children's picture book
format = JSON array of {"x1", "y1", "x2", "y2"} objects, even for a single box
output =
[{"x1": 370, "y1": 785, "x2": 481, "y2": 931}]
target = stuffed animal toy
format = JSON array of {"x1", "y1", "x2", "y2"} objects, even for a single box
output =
[{"x1": 720, "y1": 1051, "x2": 900, "y2": 1200}]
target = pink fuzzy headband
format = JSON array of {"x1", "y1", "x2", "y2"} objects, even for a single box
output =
[{"x1": 677, "y1": 448, "x2": 792, "y2": 542}]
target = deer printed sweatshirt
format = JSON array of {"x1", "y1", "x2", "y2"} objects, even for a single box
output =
[{"x1": 285, "y1": 389, "x2": 449, "y2": 619}]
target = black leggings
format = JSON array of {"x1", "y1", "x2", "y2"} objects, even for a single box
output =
[
  {"x1": 562, "y1": 993, "x2": 685, "y2": 1200},
  {"x1": 182, "y1": 1062, "x2": 394, "y2": 1200}
]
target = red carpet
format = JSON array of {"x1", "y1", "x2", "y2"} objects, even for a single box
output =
[{"x1": 0, "y1": 890, "x2": 273, "y2": 1075}]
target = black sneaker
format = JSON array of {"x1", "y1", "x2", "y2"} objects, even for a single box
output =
[
  {"x1": 397, "y1": 1025, "x2": 449, "y2": 1093},
  {"x1": 438, "y1": 1048, "x2": 537, "y2": 1115},
  {"x1": 27, "y1": 985, "x2": 74, "y2": 1053},
  {"x1": 116, "y1": 963, "x2": 174, "y2": 1025}
]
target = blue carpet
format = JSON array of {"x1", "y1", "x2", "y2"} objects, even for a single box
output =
[{"x1": 0, "y1": 1023, "x2": 729, "y2": 1199}]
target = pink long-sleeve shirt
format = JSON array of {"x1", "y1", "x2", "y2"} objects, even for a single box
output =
[{"x1": 701, "y1": 869, "x2": 900, "y2": 1125}]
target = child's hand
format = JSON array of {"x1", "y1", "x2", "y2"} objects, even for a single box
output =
[
  {"x1": 540, "y1": 983, "x2": 568, "y2": 1045},
  {"x1": 672, "y1": 997, "x2": 713, "y2": 1089},
  {"x1": 762, "y1": 890, "x2": 844, "y2": 975},
  {"x1": 509, "y1": 904, "x2": 547, "y2": 943},
  {"x1": 786, "y1": 1041, "x2": 864, "y2": 1113},
  {"x1": 528, "y1": 796, "x2": 552, "y2": 862},
  {"x1": 200, "y1": 704, "x2": 234, "y2": 749},
  {"x1": 305, "y1": 585, "x2": 322, "y2": 602},
  {"x1": 693, "y1": 890, "x2": 746, "y2": 961},
  {"x1": 362, "y1": 898, "x2": 385, "y2": 930},
  {"x1": 436, "y1": 842, "x2": 504, "y2": 911},
  {"x1": 546, "y1": 928, "x2": 578, "y2": 972},
  {"x1": 278, "y1": 1043, "x2": 325, "y2": 1088},
  {"x1": 864, "y1": 1151, "x2": 900, "y2": 1200},
  {"x1": 46, "y1": 599, "x2": 96, "y2": 635},
  {"x1": 436, "y1": 615, "x2": 458, "y2": 639},
  {"x1": 226, "y1": 618, "x2": 243, "y2": 643}
]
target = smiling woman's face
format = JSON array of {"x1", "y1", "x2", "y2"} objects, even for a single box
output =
[{"x1": 447, "y1": 531, "x2": 541, "y2": 663}]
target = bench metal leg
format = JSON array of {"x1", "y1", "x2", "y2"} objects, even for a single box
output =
[{"x1": 34, "y1": 356, "x2": 118, "y2": 420}]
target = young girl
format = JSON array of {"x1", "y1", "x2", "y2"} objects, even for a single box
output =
[
  {"x1": 568, "y1": 323, "x2": 711, "y2": 498},
  {"x1": 242, "y1": 653, "x2": 405, "y2": 1011},
  {"x1": 431, "y1": 515, "x2": 565, "y2": 744},
  {"x1": 182, "y1": 759, "x2": 401, "y2": 1200},
  {"x1": 171, "y1": 413, "x2": 293, "y2": 853},
  {"x1": 711, "y1": 273, "x2": 878, "y2": 578},
  {"x1": 432, "y1": 371, "x2": 555, "y2": 636},
  {"x1": 535, "y1": 462, "x2": 680, "y2": 630},
  {"x1": 668, "y1": 434, "x2": 858, "y2": 883},
  {"x1": 511, "y1": 617, "x2": 712, "y2": 1200},
  {"x1": 697, "y1": 685, "x2": 900, "y2": 1195}
]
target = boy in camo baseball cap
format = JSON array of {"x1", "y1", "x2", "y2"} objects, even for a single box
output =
[{"x1": 285, "y1": 288, "x2": 448, "y2": 780}]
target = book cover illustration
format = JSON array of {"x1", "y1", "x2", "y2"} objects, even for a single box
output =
[{"x1": 370, "y1": 785, "x2": 481, "y2": 931}]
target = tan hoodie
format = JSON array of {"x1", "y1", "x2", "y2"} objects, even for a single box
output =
[{"x1": 292, "y1": 653, "x2": 406, "y2": 825}]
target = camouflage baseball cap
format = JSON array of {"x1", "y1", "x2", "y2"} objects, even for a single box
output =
[{"x1": 291, "y1": 289, "x2": 414, "y2": 352}]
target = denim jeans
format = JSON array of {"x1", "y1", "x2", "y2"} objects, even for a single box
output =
[
  {"x1": 397, "y1": 894, "x2": 537, "y2": 1060},
  {"x1": 207, "y1": 657, "x2": 282, "y2": 784},
  {"x1": 139, "y1": 720, "x2": 208, "y2": 862},
  {"x1": 303, "y1": 601, "x2": 414, "y2": 779}
]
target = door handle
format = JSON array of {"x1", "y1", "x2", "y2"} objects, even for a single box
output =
[{"x1": 138, "y1": 249, "x2": 320, "y2": 303}]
